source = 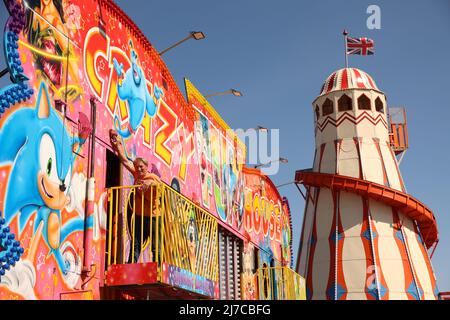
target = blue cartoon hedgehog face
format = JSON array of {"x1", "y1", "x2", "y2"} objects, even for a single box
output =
[
  {"x1": 0, "y1": 82, "x2": 90, "y2": 275},
  {"x1": 35, "y1": 87, "x2": 73, "y2": 211},
  {"x1": 37, "y1": 130, "x2": 72, "y2": 210}
]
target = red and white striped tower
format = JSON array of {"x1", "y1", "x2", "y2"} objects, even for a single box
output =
[{"x1": 295, "y1": 68, "x2": 439, "y2": 300}]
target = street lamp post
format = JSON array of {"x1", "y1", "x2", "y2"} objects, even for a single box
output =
[
  {"x1": 159, "y1": 31, "x2": 206, "y2": 56},
  {"x1": 254, "y1": 157, "x2": 288, "y2": 169},
  {"x1": 204, "y1": 89, "x2": 243, "y2": 98}
]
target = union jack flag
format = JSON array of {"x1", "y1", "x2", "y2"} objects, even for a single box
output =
[{"x1": 346, "y1": 36, "x2": 374, "y2": 55}]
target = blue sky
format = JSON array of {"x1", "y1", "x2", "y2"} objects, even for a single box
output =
[{"x1": 2, "y1": 0, "x2": 449, "y2": 292}]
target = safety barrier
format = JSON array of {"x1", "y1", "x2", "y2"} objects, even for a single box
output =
[
  {"x1": 106, "y1": 183, "x2": 219, "y2": 283},
  {"x1": 388, "y1": 107, "x2": 408, "y2": 155},
  {"x1": 257, "y1": 267, "x2": 306, "y2": 300}
]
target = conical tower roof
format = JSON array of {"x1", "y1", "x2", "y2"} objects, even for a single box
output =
[{"x1": 319, "y1": 68, "x2": 382, "y2": 96}]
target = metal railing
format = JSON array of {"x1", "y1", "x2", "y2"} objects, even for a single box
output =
[
  {"x1": 257, "y1": 267, "x2": 306, "y2": 300},
  {"x1": 388, "y1": 107, "x2": 408, "y2": 155},
  {"x1": 106, "y1": 183, "x2": 219, "y2": 282}
]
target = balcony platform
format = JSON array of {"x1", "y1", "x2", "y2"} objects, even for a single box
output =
[
  {"x1": 106, "y1": 263, "x2": 158, "y2": 286},
  {"x1": 104, "y1": 263, "x2": 216, "y2": 300}
]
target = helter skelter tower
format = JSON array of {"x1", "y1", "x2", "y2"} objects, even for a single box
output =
[{"x1": 295, "y1": 68, "x2": 439, "y2": 300}]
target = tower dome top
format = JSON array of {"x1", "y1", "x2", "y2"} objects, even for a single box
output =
[{"x1": 319, "y1": 68, "x2": 381, "y2": 96}]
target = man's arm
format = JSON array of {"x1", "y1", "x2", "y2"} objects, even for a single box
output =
[{"x1": 109, "y1": 129, "x2": 135, "y2": 174}]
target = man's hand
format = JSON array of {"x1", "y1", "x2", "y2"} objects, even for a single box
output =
[
  {"x1": 138, "y1": 184, "x2": 149, "y2": 192},
  {"x1": 135, "y1": 179, "x2": 150, "y2": 192},
  {"x1": 109, "y1": 129, "x2": 119, "y2": 149}
]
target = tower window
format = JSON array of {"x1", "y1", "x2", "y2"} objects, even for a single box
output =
[
  {"x1": 315, "y1": 105, "x2": 320, "y2": 120},
  {"x1": 375, "y1": 97, "x2": 384, "y2": 113},
  {"x1": 338, "y1": 94, "x2": 352, "y2": 112},
  {"x1": 322, "y1": 98, "x2": 333, "y2": 116},
  {"x1": 357, "y1": 94, "x2": 371, "y2": 110}
]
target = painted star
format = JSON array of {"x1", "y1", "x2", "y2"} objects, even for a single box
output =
[
  {"x1": 37, "y1": 252, "x2": 46, "y2": 270},
  {"x1": 90, "y1": 247, "x2": 97, "y2": 260}
]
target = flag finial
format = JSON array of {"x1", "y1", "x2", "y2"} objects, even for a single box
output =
[{"x1": 343, "y1": 29, "x2": 348, "y2": 36}]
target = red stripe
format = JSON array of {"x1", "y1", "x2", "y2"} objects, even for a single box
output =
[
  {"x1": 366, "y1": 74, "x2": 377, "y2": 89},
  {"x1": 367, "y1": 205, "x2": 389, "y2": 300},
  {"x1": 341, "y1": 69, "x2": 348, "y2": 90},
  {"x1": 326, "y1": 72, "x2": 336, "y2": 93},
  {"x1": 318, "y1": 143, "x2": 327, "y2": 173},
  {"x1": 403, "y1": 222, "x2": 425, "y2": 299},
  {"x1": 373, "y1": 138, "x2": 389, "y2": 187},
  {"x1": 361, "y1": 198, "x2": 377, "y2": 300},
  {"x1": 392, "y1": 210, "x2": 417, "y2": 300},
  {"x1": 326, "y1": 190, "x2": 339, "y2": 299},
  {"x1": 335, "y1": 192, "x2": 347, "y2": 299},
  {"x1": 335, "y1": 139, "x2": 341, "y2": 174},
  {"x1": 412, "y1": 222, "x2": 439, "y2": 299},
  {"x1": 306, "y1": 189, "x2": 321, "y2": 299},
  {"x1": 352, "y1": 69, "x2": 366, "y2": 88},
  {"x1": 354, "y1": 138, "x2": 364, "y2": 179},
  {"x1": 316, "y1": 111, "x2": 388, "y2": 132}
]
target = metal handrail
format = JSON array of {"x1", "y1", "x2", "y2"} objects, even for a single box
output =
[
  {"x1": 106, "y1": 183, "x2": 219, "y2": 282},
  {"x1": 256, "y1": 266, "x2": 306, "y2": 300}
]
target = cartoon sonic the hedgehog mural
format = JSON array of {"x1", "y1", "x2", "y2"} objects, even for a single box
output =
[{"x1": 0, "y1": 82, "x2": 92, "y2": 275}]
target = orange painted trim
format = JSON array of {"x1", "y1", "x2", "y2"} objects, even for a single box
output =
[{"x1": 295, "y1": 170, "x2": 438, "y2": 248}]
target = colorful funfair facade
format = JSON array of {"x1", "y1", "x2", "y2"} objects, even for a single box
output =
[{"x1": 0, "y1": 0, "x2": 304, "y2": 300}]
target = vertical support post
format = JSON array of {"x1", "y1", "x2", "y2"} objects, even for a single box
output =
[
  {"x1": 343, "y1": 30, "x2": 349, "y2": 68},
  {"x1": 82, "y1": 97, "x2": 97, "y2": 282}
]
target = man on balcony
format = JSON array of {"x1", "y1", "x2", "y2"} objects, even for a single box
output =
[{"x1": 109, "y1": 129, "x2": 161, "y2": 263}]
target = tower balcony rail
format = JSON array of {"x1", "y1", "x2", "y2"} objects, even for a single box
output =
[
  {"x1": 295, "y1": 170, "x2": 438, "y2": 249},
  {"x1": 257, "y1": 267, "x2": 306, "y2": 300},
  {"x1": 105, "y1": 183, "x2": 219, "y2": 298},
  {"x1": 388, "y1": 107, "x2": 408, "y2": 155}
]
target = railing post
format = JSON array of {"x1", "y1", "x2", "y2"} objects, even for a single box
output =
[
  {"x1": 113, "y1": 188, "x2": 119, "y2": 265},
  {"x1": 107, "y1": 188, "x2": 113, "y2": 267}
]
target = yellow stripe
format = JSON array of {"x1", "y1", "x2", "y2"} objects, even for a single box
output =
[
  {"x1": 18, "y1": 40, "x2": 78, "y2": 61},
  {"x1": 184, "y1": 78, "x2": 247, "y2": 152}
]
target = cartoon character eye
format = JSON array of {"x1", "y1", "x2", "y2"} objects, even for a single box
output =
[
  {"x1": 46, "y1": 158, "x2": 52, "y2": 175},
  {"x1": 39, "y1": 133, "x2": 58, "y2": 184}
]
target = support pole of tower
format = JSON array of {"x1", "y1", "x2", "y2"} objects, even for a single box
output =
[{"x1": 343, "y1": 29, "x2": 349, "y2": 68}]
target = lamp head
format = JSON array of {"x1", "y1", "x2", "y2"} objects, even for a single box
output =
[
  {"x1": 191, "y1": 31, "x2": 206, "y2": 40},
  {"x1": 256, "y1": 125, "x2": 268, "y2": 132},
  {"x1": 231, "y1": 89, "x2": 243, "y2": 97}
]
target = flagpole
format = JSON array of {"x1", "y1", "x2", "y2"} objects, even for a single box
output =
[{"x1": 343, "y1": 29, "x2": 349, "y2": 68}]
